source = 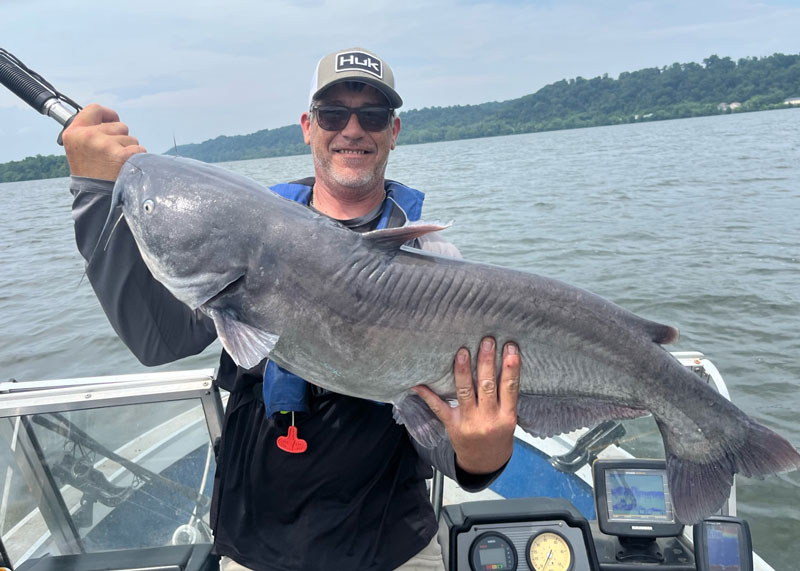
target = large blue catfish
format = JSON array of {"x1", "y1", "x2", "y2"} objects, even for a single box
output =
[{"x1": 106, "y1": 154, "x2": 799, "y2": 523}]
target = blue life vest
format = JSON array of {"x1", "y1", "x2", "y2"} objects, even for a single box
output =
[{"x1": 261, "y1": 180, "x2": 425, "y2": 417}]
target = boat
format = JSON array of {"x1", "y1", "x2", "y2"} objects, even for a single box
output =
[{"x1": 0, "y1": 351, "x2": 773, "y2": 570}]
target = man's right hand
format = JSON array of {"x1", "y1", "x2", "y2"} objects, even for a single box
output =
[{"x1": 62, "y1": 104, "x2": 147, "y2": 181}]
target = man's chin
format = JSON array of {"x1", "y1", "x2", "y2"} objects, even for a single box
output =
[
  {"x1": 313, "y1": 154, "x2": 385, "y2": 192},
  {"x1": 331, "y1": 169, "x2": 378, "y2": 189}
]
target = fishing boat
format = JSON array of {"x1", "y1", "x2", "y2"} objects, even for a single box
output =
[
  {"x1": 0, "y1": 351, "x2": 773, "y2": 570},
  {"x1": 0, "y1": 49, "x2": 779, "y2": 571}
]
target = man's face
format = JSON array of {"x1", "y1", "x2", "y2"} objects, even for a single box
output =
[{"x1": 301, "y1": 83, "x2": 401, "y2": 197}]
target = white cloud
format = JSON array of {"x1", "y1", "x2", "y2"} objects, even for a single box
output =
[{"x1": 1, "y1": 0, "x2": 798, "y2": 162}]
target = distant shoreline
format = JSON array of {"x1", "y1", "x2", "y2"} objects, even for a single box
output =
[
  {"x1": 2, "y1": 106, "x2": 798, "y2": 185},
  {"x1": 3, "y1": 51, "x2": 799, "y2": 183}
]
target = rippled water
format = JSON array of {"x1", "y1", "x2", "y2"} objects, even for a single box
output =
[{"x1": 1, "y1": 108, "x2": 798, "y2": 567}]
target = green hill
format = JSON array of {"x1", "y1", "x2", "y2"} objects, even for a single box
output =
[
  {"x1": 0, "y1": 153, "x2": 70, "y2": 183},
  {"x1": 3, "y1": 53, "x2": 799, "y2": 182}
]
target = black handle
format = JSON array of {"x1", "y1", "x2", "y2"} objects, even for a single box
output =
[{"x1": 0, "y1": 51, "x2": 56, "y2": 114}]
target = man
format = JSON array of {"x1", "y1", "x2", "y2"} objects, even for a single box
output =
[{"x1": 63, "y1": 47, "x2": 521, "y2": 571}]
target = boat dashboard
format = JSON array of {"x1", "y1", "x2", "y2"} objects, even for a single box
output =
[
  {"x1": 438, "y1": 460, "x2": 752, "y2": 571},
  {"x1": 440, "y1": 499, "x2": 753, "y2": 571}
]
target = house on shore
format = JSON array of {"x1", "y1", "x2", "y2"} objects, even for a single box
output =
[{"x1": 784, "y1": 97, "x2": 800, "y2": 106}]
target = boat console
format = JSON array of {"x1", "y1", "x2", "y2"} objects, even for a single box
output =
[
  {"x1": 438, "y1": 456, "x2": 755, "y2": 570},
  {"x1": 439, "y1": 496, "x2": 754, "y2": 571},
  {"x1": 439, "y1": 497, "x2": 600, "y2": 571}
]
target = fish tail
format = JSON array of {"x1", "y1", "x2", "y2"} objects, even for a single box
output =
[{"x1": 658, "y1": 415, "x2": 800, "y2": 523}]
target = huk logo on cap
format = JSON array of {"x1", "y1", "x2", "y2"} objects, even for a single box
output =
[{"x1": 335, "y1": 50, "x2": 383, "y2": 79}]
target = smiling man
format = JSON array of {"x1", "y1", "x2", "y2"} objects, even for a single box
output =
[
  {"x1": 300, "y1": 49, "x2": 402, "y2": 222},
  {"x1": 62, "y1": 47, "x2": 521, "y2": 571},
  {"x1": 302, "y1": 88, "x2": 399, "y2": 215}
]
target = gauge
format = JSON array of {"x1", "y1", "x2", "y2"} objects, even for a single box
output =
[
  {"x1": 527, "y1": 531, "x2": 573, "y2": 571},
  {"x1": 469, "y1": 531, "x2": 517, "y2": 570}
]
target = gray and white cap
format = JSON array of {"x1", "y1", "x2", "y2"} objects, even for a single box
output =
[{"x1": 309, "y1": 47, "x2": 403, "y2": 109}]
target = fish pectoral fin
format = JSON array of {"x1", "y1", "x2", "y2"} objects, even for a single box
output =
[
  {"x1": 207, "y1": 308, "x2": 279, "y2": 369},
  {"x1": 393, "y1": 393, "x2": 448, "y2": 449},
  {"x1": 362, "y1": 220, "x2": 452, "y2": 251},
  {"x1": 517, "y1": 394, "x2": 647, "y2": 438}
]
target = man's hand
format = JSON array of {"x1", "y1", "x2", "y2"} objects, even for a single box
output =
[
  {"x1": 62, "y1": 103, "x2": 147, "y2": 181},
  {"x1": 412, "y1": 337, "x2": 521, "y2": 475}
]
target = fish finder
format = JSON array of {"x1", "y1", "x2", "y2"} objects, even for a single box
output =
[
  {"x1": 592, "y1": 459, "x2": 686, "y2": 564},
  {"x1": 593, "y1": 458, "x2": 683, "y2": 539},
  {"x1": 693, "y1": 516, "x2": 753, "y2": 571}
]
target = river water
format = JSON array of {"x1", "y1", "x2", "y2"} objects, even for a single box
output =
[{"x1": 1, "y1": 108, "x2": 798, "y2": 568}]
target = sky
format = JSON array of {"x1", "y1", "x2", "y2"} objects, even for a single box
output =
[{"x1": 1, "y1": 0, "x2": 798, "y2": 164}]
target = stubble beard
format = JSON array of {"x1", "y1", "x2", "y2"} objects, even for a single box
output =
[{"x1": 313, "y1": 152, "x2": 388, "y2": 199}]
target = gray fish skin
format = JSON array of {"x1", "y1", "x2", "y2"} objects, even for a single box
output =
[{"x1": 111, "y1": 154, "x2": 800, "y2": 524}]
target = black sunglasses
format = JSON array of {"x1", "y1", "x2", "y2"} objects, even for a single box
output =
[{"x1": 312, "y1": 105, "x2": 394, "y2": 132}]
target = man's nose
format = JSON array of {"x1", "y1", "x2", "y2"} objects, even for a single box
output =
[{"x1": 340, "y1": 111, "x2": 366, "y2": 137}]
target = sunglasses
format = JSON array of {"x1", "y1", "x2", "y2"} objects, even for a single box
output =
[{"x1": 312, "y1": 105, "x2": 394, "y2": 132}]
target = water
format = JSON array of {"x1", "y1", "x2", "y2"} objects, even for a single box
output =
[{"x1": 1, "y1": 108, "x2": 799, "y2": 568}]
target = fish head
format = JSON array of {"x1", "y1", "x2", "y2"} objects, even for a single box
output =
[{"x1": 115, "y1": 154, "x2": 256, "y2": 309}]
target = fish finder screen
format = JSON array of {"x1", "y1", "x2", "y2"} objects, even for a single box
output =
[
  {"x1": 605, "y1": 468, "x2": 675, "y2": 522},
  {"x1": 706, "y1": 521, "x2": 742, "y2": 570}
]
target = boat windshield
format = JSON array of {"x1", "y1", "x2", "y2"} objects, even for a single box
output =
[{"x1": 0, "y1": 370, "x2": 221, "y2": 569}]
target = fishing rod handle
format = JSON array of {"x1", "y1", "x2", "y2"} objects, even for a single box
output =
[
  {"x1": 42, "y1": 98, "x2": 76, "y2": 126},
  {"x1": 0, "y1": 53, "x2": 57, "y2": 114}
]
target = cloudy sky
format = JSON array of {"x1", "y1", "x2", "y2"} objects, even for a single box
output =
[{"x1": 1, "y1": 0, "x2": 798, "y2": 163}]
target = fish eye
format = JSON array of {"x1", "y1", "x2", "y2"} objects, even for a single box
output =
[{"x1": 143, "y1": 199, "x2": 155, "y2": 214}]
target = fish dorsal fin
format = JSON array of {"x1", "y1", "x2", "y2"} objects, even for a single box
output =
[
  {"x1": 633, "y1": 317, "x2": 679, "y2": 345},
  {"x1": 646, "y1": 321, "x2": 680, "y2": 345},
  {"x1": 619, "y1": 309, "x2": 679, "y2": 345},
  {"x1": 205, "y1": 307, "x2": 280, "y2": 369},
  {"x1": 362, "y1": 220, "x2": 452, "y2": 251}
]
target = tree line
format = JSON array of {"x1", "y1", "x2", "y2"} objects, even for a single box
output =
[
  {"x1": 3, "y1": 52, "x2": 799, "y2": 182},
  {"x1": 398, "y1": 53, "x2": 800, "y2": 143},
  {"x1": 0, "y1": 153, "x2": 70, "y2": 183}
]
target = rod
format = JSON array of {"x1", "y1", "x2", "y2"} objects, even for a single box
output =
[{"x1": 0, "y1": 48, "x2": 81, "y2": 141}]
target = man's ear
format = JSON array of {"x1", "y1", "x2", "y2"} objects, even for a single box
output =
[
  {"x1": 390, "y1": 116, "x2": 401, "y2": 150},
  {"x1": 301, "y1": 111, "x2": 312, "y2": 145}
]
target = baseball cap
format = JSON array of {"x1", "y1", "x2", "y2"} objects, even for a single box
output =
[{"x1": 309, "y1": 47, "x2": 403, "y2": 109}]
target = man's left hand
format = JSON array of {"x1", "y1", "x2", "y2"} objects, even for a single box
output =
[{"x1": 412, "y1": 337, "x2": 521, "y2": 475}]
